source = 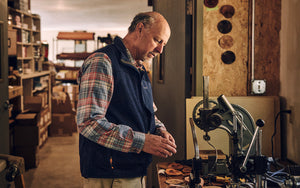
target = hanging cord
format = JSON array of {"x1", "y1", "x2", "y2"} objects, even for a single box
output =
[
  {"x1": 206, "y1": 140, "x2": 218, "y2": 174},
  {"x1": 271, "y1": 110, "x2": 291, "y2": 168}
]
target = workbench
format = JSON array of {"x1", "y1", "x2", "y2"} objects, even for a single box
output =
[{"x1": 156, "y1": 162, "x2": 225, "y2": 188}]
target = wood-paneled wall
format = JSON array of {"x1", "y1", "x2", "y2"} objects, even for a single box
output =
[{"x1": 250, "y1": 0, "x2": 281, "y2": 96}]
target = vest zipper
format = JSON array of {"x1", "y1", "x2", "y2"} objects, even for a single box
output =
[
  {"x1": 110, "y1": 156, "x2": 114, "y2": 169},
  {"x1": 121, "y1": 59, "x2": 140, "y2": 72}
]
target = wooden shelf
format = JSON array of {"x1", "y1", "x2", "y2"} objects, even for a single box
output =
[
  {"x1": 17, "y1": 57, "x2": 32, "y2": 60},
  {"x1": 57, "y1": 31, "x2": 95, "y2": 40},
  {"x1": 54, "y1": 65, "x2": 80, "y2": 71},
  {"x1": 20, "y1": 71, "x2": 50, "y2": 79},
  {"x1": 56, "y1": 52, "x2": 91, "y2": 60},
  {"x1": 17, "y1": 43, "x2": 31, "y2": 46},
  {"x1": 56, "y1": 78, "x2": 77, "y2": 82}
]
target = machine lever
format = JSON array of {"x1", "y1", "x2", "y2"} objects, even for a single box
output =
[
  {"x1": 190, "y1": 118, "x2": 200, "y2": 159},
  {"x1": 240, "y1": 119, "x2": 265, "y2": 173}
]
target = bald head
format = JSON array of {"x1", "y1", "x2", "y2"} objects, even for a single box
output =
[
  {"x1": 123, "y1": 11, "x2": 171, "y2": 61},
  {"x1": 128, "y1": 12, "x2": 170, "y2": 33}
]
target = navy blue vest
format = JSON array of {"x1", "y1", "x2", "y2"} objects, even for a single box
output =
[{"x1": 79, "y1": 37, "x2": 156, "y2": 178}]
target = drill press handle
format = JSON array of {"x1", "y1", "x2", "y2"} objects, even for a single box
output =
[{"x1": 240, "y1": 119, "x2": 265, "y2": 173}]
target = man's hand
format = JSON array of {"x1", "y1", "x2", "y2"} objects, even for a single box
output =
[
  {"x1": 159, "y1": 129, "x2": 175, "y2": 144},
  {"x1": 142, "y1": 132, "x2": 177, "y2": 158}
]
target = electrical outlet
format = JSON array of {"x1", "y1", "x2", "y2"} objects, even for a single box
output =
[
  {"x1": 289, "y1": 106, "x2": 294, "y2": 124},
  {"x1": 252, "y1": 80, "x2": 266, "y2": 94}
]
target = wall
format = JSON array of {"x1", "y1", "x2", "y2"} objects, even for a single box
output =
[
  {"x1": 152, "y1": 0, "x2": 187, "y2": 159},
  {"x1": 150, "y1": 0, "x2": 187, "y2": 187},
  {"x1": 252, "y1": 0, "x2": 281, "y2": 96},
  {"x1": 280, "y1": 0, "x2": 300, "y2": 164}
]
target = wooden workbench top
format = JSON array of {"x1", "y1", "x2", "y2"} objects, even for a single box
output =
[{"x1": 156, "y1": 162, "x2": 225, "y2": 188}]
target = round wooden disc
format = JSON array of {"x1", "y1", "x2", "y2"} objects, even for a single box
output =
[
  {"x1": 167, "y1": 162, "x2": 184, "y2": 170},
  {"x1": 165, "y1": 178, "x2": 185, "y2": 185},
  {"x1": 218, "y1": 35, "x2": 234, "y2": 49},
  {"x1": 220, "y1": 5, "x2": 235, "y2": 18},
  {"x1": 221, "y1": 51, "x2": 236, "y2": 64},
  {"x1": 165, "y1": 168, "x2": 183, "y2": 176},
  {"x1": 217, "y1": 20, "x2": 232, "y2": 34},
  {"x1": 204, "y1": 0, "x2": 219, "y2": 8}
]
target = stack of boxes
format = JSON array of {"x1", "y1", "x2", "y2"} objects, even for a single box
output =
[
  {"x1": 13, "y1": 91, "x2": 51, "y2": 169},
  {"x1": 14, "y1": 113, "x2": 40, "y2": 169},
  {"x1": 50, "y1": 84, "x2": 78, "y2": 136},
  {"x1": 63, "y1": 84, "x2": 79, "y2": 110},
  {"x1": 56, "y1": 70, "x2": 78, "y2": 81}
]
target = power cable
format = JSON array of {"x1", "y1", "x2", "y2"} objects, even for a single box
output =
[{"x1": 271, "y1": 110, "x2": 291, "y2": 168}]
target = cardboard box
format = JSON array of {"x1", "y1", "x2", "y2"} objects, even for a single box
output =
[
  {"x1": 24, "y1": 96, "x2": 44, "y2": 112},
  {"x1": 51, "y1": 92, "x2": 73, "y2": 113},
  {"x1": 49, "y1": 113, "x2": 76, "y2": 136},
  {"x1": 39, "y1": 127, "x2": 48, "y2": 148},
  {"x1": 65, "y1": 71, "x2": 74, "y2": 79},
  {"x1": 37, "y1": 92, "x2": 48, "y2": 106},
  {"x1": 38, "y1": 106, "x2": 51, "y2": 127},
  {"x1": 52, "y1": 85, "x2": 64, "y2": 92},
  {"x1": 14, "y1": 125, "x2": 40, "y2": 147},
  {"x1": 15, "y1": 113, "x2": 40, "y2": 126},
  {"x1": 41, "y1": 107, "x2": 51, "y2": 126},
  {"x1": 14, "y1": 146, "x2": 39, "y2": 169}
]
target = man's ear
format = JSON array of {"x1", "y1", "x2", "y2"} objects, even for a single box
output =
[{"x1": 136, "y1": 22, "x2": 144, "y2": 33}]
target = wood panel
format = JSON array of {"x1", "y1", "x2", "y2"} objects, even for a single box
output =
[
  {"x1": 249, "y1": 0, "x2": 281, "y2": 96},
  {"x1": 203, "y1": 0, "x2": 249, "y2": 96},
  {"x1": 201, "y1": 0, "x2": 280, "y2": 96}
]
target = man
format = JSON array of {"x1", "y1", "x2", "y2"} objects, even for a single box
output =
[{"x1": 76, "y1": 11, "x2": 176, "y2": 188}]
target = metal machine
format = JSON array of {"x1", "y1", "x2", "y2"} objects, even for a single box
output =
[{"x1": 189, "y1": 76, "x2": 268, "y2": 188}]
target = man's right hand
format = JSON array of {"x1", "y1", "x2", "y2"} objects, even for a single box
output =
[{"x1": 142, "y1": 134, "x2": 177, "y2": 158}]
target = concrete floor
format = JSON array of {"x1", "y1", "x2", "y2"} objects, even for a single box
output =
[{"x1": 23, "y1": 133, "x2": 84, "y2": 188}]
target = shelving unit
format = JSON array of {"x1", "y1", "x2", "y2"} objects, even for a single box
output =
[
  {"x1": 7, "y1": 4, "x2": 52, "y2": 163},
  {"x1": 8, "y1": 7, "x2": 42, "y2": 73},
  {"x1": 55, "y1": 31, "x2": 95, "y2": 67},
  {"x1": 54, "y1": 31, "x2": 95, "y2": 83},
  {"x1": 7, "y1": 6, "x2": 50, "y2": 114}
]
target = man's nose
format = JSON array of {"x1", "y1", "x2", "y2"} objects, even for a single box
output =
[{"x1": 155, "y1": 44, "x2": 164, "y2": 54}]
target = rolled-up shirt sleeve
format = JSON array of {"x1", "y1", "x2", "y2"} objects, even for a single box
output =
[
  {"x1": 153, "y1": 103, "x2": 167, "y2": 134},
  {"x1": 76, "y1": 52, "x2": 145, "y2": 153}
]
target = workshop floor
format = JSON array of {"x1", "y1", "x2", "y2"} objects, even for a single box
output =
[{"x1": 23, "y1": 133, "x2": 84, "y2": 188}]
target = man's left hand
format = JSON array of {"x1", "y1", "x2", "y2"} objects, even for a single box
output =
[{"x1": 159, "y1": 130, "x2": 176, "y2": 148}]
